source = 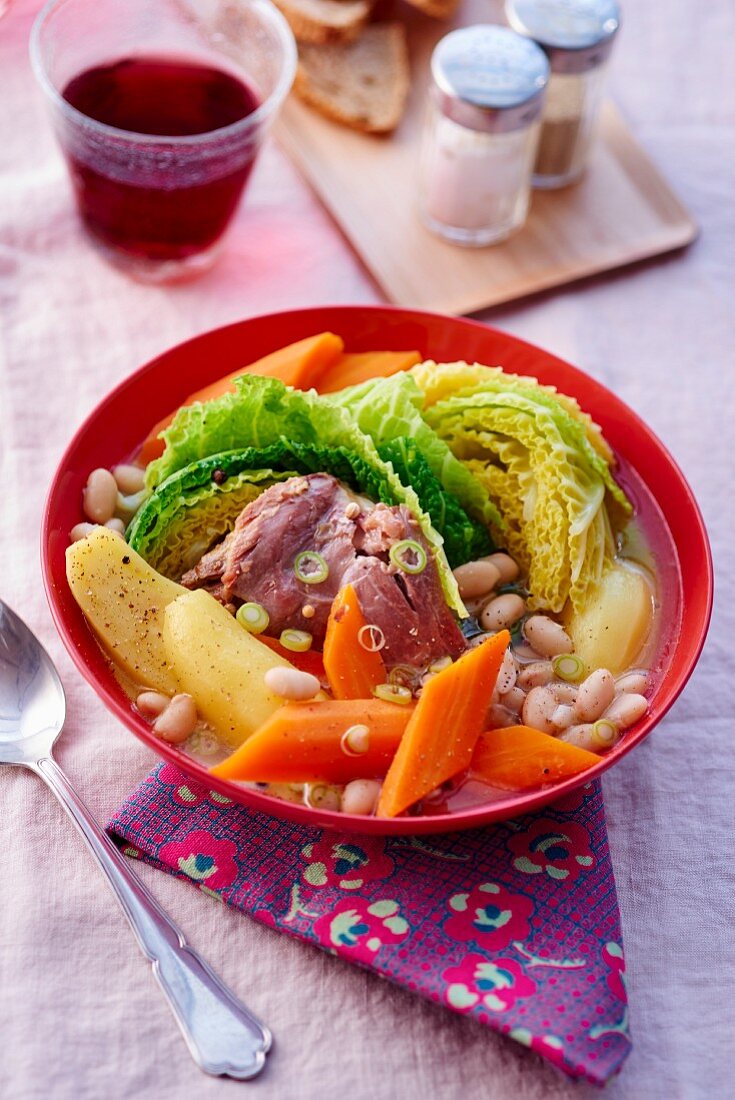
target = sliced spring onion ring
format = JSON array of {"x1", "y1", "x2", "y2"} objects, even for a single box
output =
[
  {"x1": 552, "y1": 653, "x2": 585, "y2": 682},
  {"x1": 373, "y1": 683, "x2": 413, "y2": 705},
  {"x1": 304, "y1": 782, "x2": 341, "y2": 810},
  {"x1": 340, "y1": 724, "x2": 370, "y2": 756},
  {"x1": 358, "y1": 624, "x2": 386, "y2": 653},
  {"x1": 280, "y1": 629, "x2": 313, "y2": 653},
  {"x1": 389, "y1": 539, "x2": 427, "y2": 575},
  {"x1": 236, "y1": 602, "x2": 270, "y2": 635},
  {"x1": 388, "y1": 664, "x2": 417, "y2": 688},
  {"x1": 428, "y1": 656, "x2": 453, "y2": 674},
  {"x1": 293, "y1": 550, "x2": 329, "y2": 585},
  {"x1": 592, "y1": 719, "x2": 618, "y2": 748}
]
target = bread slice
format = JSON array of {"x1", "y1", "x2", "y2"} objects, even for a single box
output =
[
  {"x1": 272, "y1": 0, "x2": 373, "y2": 44},
  {"x1": 402, "y1": 0, "x2": 460, "y2": 17},
  {"x1": 294, "y1": 23, "x2": 410, "y2": 133}
]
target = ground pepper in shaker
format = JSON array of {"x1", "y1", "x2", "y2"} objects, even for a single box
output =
[
  {"x1": 506, "y1": 0, "x2": 620, "y2": 188},
  {"x1": 418, "y1": 25, "x2": 549, "y2": 247}
]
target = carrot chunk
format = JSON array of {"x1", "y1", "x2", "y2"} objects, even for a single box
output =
[
  {"x1": 471, "y1": 725, "x2": 601, "y2": 791},
  {"x1": 138, "y1": 332, "x2": 344, "y2": 464},
  {"x1": 209, "y1": 700, "x2": 412, "y2": 784},
  {"x1": 323, "y1": 584, "x2": 386, "y2": 700},
  {"x1": 258, "y1": 634, "x2": 326, "y2": 680},
  {"x1": 376, "y1": 630, "x2": 510, "y2": 818},
  {"x1": 317, "y1": 350, "x2": 422, "y2": 394}
]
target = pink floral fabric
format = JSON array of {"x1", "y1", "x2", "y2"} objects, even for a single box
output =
[{"x1": 108, "y1": 768, "x2": 631, "y2": 1085}]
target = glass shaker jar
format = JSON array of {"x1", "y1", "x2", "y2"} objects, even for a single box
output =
[
  {"x1": 418, "y1": 25, "x2": 549, "y2": 247},
  {"x1": 506, "y1": 0, "x2": 620, "y2": 188}
]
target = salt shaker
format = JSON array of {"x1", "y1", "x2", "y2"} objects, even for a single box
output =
[
  {"x1": 506, "y1": 0, "x2": 620, "y2": 188},
  {"x1": 418, "y1": 25, "x2": 549, "y2": 247}
]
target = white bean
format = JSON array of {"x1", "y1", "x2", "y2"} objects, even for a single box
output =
[
  {"x1": 112, "y1": 463, "x2": 146, "y2": 494},
  {"x1": 615, "y1": 670, "x2": 648, "y2": 695},
  {"x1": 575, "y1": 669, "x2": 616, "y2": 723},
  {"x1": 264, "y1": 666, "x2": 321, "y2": 701},
  {"x1": 500, "y1": 686, "x2": 526, "y2": 714},
  {"x1": 153, "y1": 694, "x2": 198, "y2": 743},
  {"x1": 105, "y1": 517, "x2": 126, "y2": 535},
  {"x1": 551, "y1": 704, "x2": 576, "y2": 731},
  {"x1": 136, "y1": 691, "x2": 170, "y2": 718},
  {"x1": 517, "y1": 661, "x2": 554, "y2": 690},
  {"x1": 70, "y1": 522, "x2": 96, "y2": 542},
  {"x1": 495, "y1": 648, "x2": 518, "y2": 695},
  {"x1": 486, "y1": 703, "x2": 519, "y2": 729},
  {"x1": 603, "y1": 693, "x2": 648, "y2": 730},
  {"x1": 341, "y1": 779, "x2": 381, "y2": 816},
  {"x1": 115, "y1": 489, "x2": 148, "y2": 521},
  {"x1": 522, "y1": 686, "x2": 558, "y2": 734},
  {"x1": 482, "y1": 553, "x2": 519, "y2": 585},
  {"x1": 480, "y1": 593, "x2": 526, "y2": 632},
  {"x1": 83, "y1": 468, "x2": 118, "y2": 524},
  {"x1": 453, "y1": 560, "x2": 501, "y2": 599},
  {"x1": 552, "y1": 682, "x2": 578, "y2": 705},
  {"x1": 523, "y1": 615, "x2": 573, "y2": 658},
  {"x1": 560, "y1": 722, "x2": 620, "y2": 753}
]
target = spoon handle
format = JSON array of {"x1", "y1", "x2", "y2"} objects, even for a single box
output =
[{"x1": 33, "y1": 754, "x2": 271, "y2": 1080}]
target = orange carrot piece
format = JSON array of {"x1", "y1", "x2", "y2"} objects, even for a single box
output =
[
  {"x1": 258, "y1": 635, "x2": 326, "y2": 680},
  {"x1": 471, "y1": 726, "x2": 601, "y2": 791},
  {"x1": 209, "y1": 700, "x2": 412, "y2": 784},
  {"x1": 317, "y1": 350, "x2": 422, "y2": 394},
  {"x1": 376, "y1": 630, "x2": 511, "y2": 818},
  {"x1": 138, "y1": 332, "x2": 344, "y2": 464},
  {"x1": 323, "y1": 584, "x2": 386, "y2": 700}
]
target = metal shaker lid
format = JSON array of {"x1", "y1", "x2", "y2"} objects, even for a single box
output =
[
  {"x1": 506, "y1": 0, "x2": 620, "y2": 73},
  {"x1": 431, "y1": 25, "x2": 550, "y2": 134}
]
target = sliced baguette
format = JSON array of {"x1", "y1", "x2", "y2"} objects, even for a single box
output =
[
  {"x1": 294, "y1": 23, "x2": 410, "y2": 134},
  {"x1": 402, "y1": 0, "x2": 460, "y2": 17},
  {"x1": 272, "y1": 0, "x2": 373, "y2": 44}
]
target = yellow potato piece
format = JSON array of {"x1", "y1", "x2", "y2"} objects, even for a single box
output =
[
  {"x1": 66, "y1": 527, "x2": 182, "y2": 693},
  {"x1": 564, "y1": 562, "x2": 654, "y2": 675},
  {"x1": 163, "y1": 589, "x2": 299, "y2": 749}
]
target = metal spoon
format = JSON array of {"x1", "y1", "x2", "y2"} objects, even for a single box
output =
[{"x1": 0, "y1": 599, "x2": 271, "y2": 1079}]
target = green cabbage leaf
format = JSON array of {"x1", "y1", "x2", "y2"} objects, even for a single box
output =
[{"x1": 412, "y1": 361, "x2": 632, "y2": 614}]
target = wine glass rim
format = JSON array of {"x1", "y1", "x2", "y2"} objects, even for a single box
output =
[{"x1": 29, "y1": 0, "x2": 297, "y2": 146}]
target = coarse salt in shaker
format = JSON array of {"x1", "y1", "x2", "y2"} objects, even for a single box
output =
[
  {"x1": 418, "y1": 25, "x2": 549, "y2": 247},
  {"x1": 506, "y1": 0, "x2": 620, "y2": 188}
]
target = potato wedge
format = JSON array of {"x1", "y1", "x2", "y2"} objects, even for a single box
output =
[
  {"x1": 66, "y1": 526, "x2": 182, "y2": 693},
  {"x1": 564, "y1": 562, "x2": 654, "y2": 675},
  {"x1": 163, "y1": 589, "x2": 304, "y2": 749}
]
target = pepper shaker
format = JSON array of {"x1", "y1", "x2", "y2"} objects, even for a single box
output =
[
  {"x1": 418, "y1": 25, "x2": 549, "y2": 247},
  {"x1": 506, "y1": 0, "x2": 620, "y2": 188}
]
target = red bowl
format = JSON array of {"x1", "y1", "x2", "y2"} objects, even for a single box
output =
[{"x1": 41, "y1": 305, "x2": 713, "y2": 834}]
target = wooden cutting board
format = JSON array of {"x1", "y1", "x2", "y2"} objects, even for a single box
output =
[{"x1": 275, "y1": 2, "x2": 697, "y2": 316}]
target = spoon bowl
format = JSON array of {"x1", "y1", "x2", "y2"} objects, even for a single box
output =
[{"x1": 0, "y1": 601, "x2": 65, "y2": 763}]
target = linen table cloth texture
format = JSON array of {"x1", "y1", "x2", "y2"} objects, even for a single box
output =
[
  {"x1": 1, "y1": 0, "x2": 734, "y2": 1097},
  {"x1": 108, "y1": 766, "x2": 630, "y2": 1087}
]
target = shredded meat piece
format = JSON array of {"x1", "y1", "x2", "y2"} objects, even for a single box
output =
[{"x1": 181, "y1": 473, "x2": 465, "y2": 667}]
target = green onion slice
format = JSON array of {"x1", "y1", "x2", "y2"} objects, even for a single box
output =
[
  {"x1": 592, "y1": 719, "x2": 618, "y2": 748},
  {"x1": 389, "y1": 539, "x2": 427, "y2": 575},
  {"x1": 340, "y1": 724, "x2": 371, "y2": 756},
  {"x1": 373, "y1": 683, "x2": 413, "y2": 705},
  {"x1": 236, "y1": 602, "x2": 270, "y2": 635},
  {"x1": 428, "y1": 656, "x2": 453, "y2": 674},
  {"x1": 280, "y1": 629, "x2": 313, "y2": 653},
  {"x1": 358, "y1": 624, "x2": 385, "y2": 653},
  {"x1": 294, "y1": 551, "x2": 329, "y2": 585},
  {"x1": 552, "y1": 653, "x2": 585, "y2": 682}
]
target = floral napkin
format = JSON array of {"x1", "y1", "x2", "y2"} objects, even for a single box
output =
[{"x1": 108, "y1": 764, "x2": 630, "y2": 1085}]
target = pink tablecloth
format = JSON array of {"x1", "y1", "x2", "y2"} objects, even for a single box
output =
[{"x1": 1, "y1": 1, "x2": 733, "y2": 1097}]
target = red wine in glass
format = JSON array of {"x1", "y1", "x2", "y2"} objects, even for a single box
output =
[{"x1": 61, "y1": 57, "x2": 261, "y2": 267}]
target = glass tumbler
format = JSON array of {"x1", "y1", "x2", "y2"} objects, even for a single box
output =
[{"x1": 30, "y1": 0, "x2": 297, "y2": 282}]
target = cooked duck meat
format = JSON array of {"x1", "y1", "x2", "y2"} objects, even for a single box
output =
[{"x1": 181, "y1": 473, "x2": 465, "y2": 667}]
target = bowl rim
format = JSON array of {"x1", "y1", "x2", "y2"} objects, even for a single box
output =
[{"x1": 41, "y1": 304, "x2": 714, "y2": 835}]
